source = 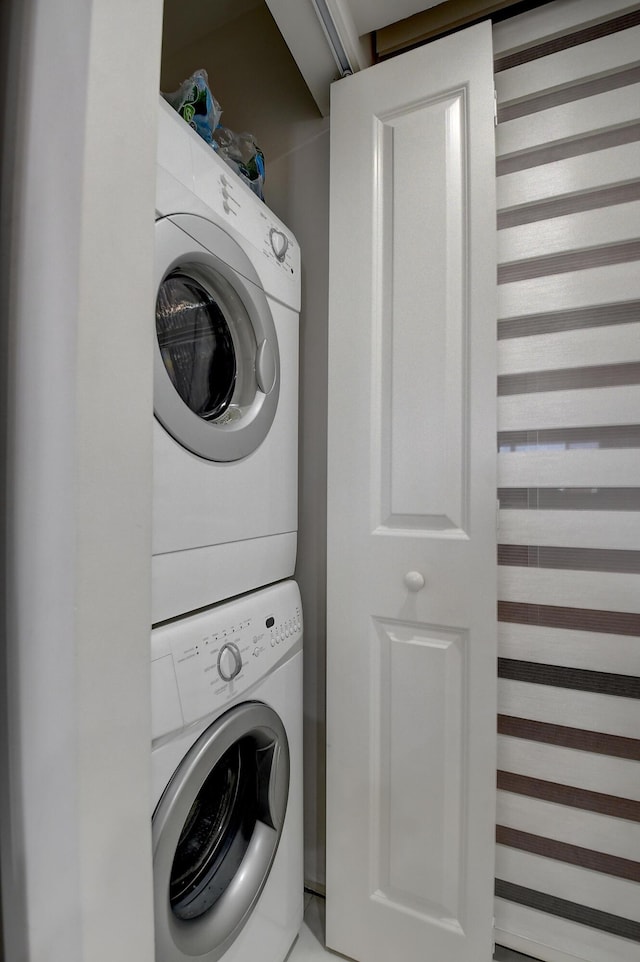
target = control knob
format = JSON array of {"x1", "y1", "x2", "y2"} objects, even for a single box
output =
[
  {"x1": 218, "y1": 642, "x2": 242, "y2": 682},
  {"x1": 269, "y1": 228, "x2": 288, "y2": 262}
]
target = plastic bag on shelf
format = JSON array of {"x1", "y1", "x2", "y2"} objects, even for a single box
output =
[
  {"x1": 213, "y1": 126, "x2": 265, "y2": 200},
  {"x1": 162, "y1": 69, "x2": 221, "y2": 146},
  {"x1": 162, "y1": 69, "x2": 266, "y2": 201}
]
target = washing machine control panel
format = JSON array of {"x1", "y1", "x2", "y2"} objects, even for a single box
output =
[
  {"x1": 151, "y1": 580, "x2": 302, "y2": 740},
  {"x1": 215, "y1": 168, "x2": 298, "y2": 280},
  {"x1": 259, "y1": 210, "x2": 296, "y2": 276}
]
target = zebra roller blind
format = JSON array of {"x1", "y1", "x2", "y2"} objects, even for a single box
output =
[{"x1": 494, "y1": 2, "x2": 640, "y2": 961}]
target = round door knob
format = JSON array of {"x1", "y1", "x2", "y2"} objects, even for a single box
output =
[{"x1": 404, "y1": 571, "x2": 425, "y2": 592}]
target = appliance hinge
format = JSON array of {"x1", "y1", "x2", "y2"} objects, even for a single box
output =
[{"x1": 493, "y1": 86, "x2": 498, "y2": 126}]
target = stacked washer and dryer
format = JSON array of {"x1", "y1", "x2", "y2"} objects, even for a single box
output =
[{"x1": 150, "y1": 97, "x2": 303, "y2": 962}]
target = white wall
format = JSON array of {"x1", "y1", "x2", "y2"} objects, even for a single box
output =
[{"x1": 0, "y1": 1, "x2": 162, "y2": 959}]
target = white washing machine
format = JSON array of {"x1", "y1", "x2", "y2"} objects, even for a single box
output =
[
  {"x1": 153, "y1": 97, "x2": 300, "y2": 623},
  {"x1": 151, "y1": 580, "x2": 303, "y2": 962}
]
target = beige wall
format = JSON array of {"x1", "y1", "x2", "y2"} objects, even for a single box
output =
[
  {"x1": 269, "y1": 123, "x2": 330, "y2": 891},
  {"x1": 161, "y1": 4, "x2": 322, "y2": 168}
]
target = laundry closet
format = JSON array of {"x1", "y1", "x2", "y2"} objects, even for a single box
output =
[
  {"x1": 160, "y1": 7, "x2": 498, "y2": 962},
  {"x1": 162, "y1": 4, "x2": 640, "y2": 962},
  {"x1": 1, "y1": 1, "x2": 638, "y2": 962}
]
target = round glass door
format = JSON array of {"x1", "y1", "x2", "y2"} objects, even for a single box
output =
[
  {"x1": 169, "y1": 738, "x2": 258, "y2": 921},
  {"x1": 152, "y1": 702, "x2": 289, "y2": 962},
  {"x1": 154, "y1": 216, "x2": 280, "y2": 463},
  {"x1": 157, "y1": 272, "x2": 238, "y2": 425}
]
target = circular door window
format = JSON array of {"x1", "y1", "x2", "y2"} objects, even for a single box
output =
[
  {"x1": 153, "y1": 702, "x2": 289, "y2": 962},
  {"x1": 169, "y1": 737, "x2": 258, "y2": 921},
  {"x1": 154, "y1": 216, "x2": 280, "y2": 462},
  {"x1": 157, "y1": 272, "x2": 238, "y2": 425}
]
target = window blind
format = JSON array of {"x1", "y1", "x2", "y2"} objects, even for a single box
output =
[{"x1": 493, "y1": 2, "x2": 640, "y2": 961}]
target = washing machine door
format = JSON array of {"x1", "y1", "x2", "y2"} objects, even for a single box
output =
[
  {"x1": 154, "y1": 214, "x2": 280, "y2": 462},
  {"x1": 153, "y1": 702, "x2": 289, "y2": 962}
]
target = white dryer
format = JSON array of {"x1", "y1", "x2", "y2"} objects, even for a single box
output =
[
  {"x1": 154, "y1": 98, "x2": 300, "y2": 623},
  {"x1": 151, "y1": 580, "x2": 303, "y2": 962}
]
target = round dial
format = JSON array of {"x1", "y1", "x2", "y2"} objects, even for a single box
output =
[
  {"x1": 269, "y1": 228, "x2": 288, "y2": 262},
  {"x1": 217, "y1": 642, "x2": 242, "y2": 682}
]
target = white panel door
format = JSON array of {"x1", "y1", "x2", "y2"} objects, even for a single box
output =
[{"x1": 326, "y1": 22, "x2": 497, "y2": 962}]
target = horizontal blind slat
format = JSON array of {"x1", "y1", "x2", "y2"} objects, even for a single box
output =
[
  {"x1": 498, "y1": 735, "x2": 640, "y2": 797},
  {"x1": 498, "y1": 602, "x2": 640, "y2": 639},
  {"x1": 496, "y1": 26, "x2": 640, "y2": 105},
  {"x1": 495, "y1": 898, "x2": 640, "y2": 962},
  {"x1": 498, "y1": 509, "x2": 640, "y2": 551},
  {"x1": 497, "y1": 448, "x2": 640, "y2": 487},
  {"x1": 499, "y1": 362, "x2": 640, "y2": 394},
  {"x1": 498, "y1": 678, "x2": 640, "y2": 739},
  {"x1": 497, "y1": 143, "x2": 640, "y2": 210},
  {"x1": 498, "y1": 770, "x2": 640, "y2": 821},
  {"x1": 495, "y1": 845, "x2": 640, "y2": 921},
  {"x1": 498, "y1": 262, "x2": 640, "y2": 319},
  {"x1": 498, "y1": 123, "x2": 640, "y2": 177},
  {"x1": 499, "y1": 566, "x2": 640, "y2": 612},
  {"x1": 498, "y1": 544, "x2": 640, "y2": 574},
  {"x1": 496, "y1": 84, "x2": 640, "y2": 157},
  {"x1": 497, "y1": 825, "x2": 640, "y2": 882},
  {"x1": 498, "y1": 622, "x2": 640, "y2": 675},
  {"x1": 498, "y1": 322, "x2": 640, "y2": 374},
  {"x1": 500, "y1": 302, "x2": 640, "y2": 340},
  {"x1": 492, "y1": 0, "x2": 639, "y2": 56},
  {"x1": 499, "y1": 385, "x2": 640, "y2": 431},
  {"x1": 497, "y1": 791, "x2": 640, "y2": 861},
  {"x1": 498, "y1": 201, "x2": 640, "y2": 263}
]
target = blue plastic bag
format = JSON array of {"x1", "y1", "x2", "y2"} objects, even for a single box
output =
[{"x1": 162, "y1": 69, "x2": 221, "y2": 145}]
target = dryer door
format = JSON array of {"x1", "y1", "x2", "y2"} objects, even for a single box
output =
[
  {"x1": 154, "y1": 214, "x2": 279, "y2": 462},
  {"x1": 153, "y1": 702, "x2": 289, "y2": 962}
]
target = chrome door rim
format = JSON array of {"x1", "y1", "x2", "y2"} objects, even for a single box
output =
[
  {"x1": 154, "y1": 214, "x2": 280, "y2": 462},
  {"x1": 152, "y1": 702, "x2": 289, "y2": 962}
]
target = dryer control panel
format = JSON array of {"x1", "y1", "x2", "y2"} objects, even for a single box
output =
[
  {"x1": 157, "y1": 96, "x2": 300, "y2": 310},
  {"x1": 217, "y1": 169, "x2": 299, "y2": 282},
  {"x1": 151, "y1": 580, "x2": 302, "y2": 741}
]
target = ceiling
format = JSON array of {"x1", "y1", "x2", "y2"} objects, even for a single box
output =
[
  {"x1": 162, "y1": 0, "x2": 444, "y2": 54},
  {"x1": 347, "y1": 0, "x2": 443, "y2": 36}
]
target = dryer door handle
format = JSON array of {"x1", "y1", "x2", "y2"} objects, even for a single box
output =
[
  {"x1": 257, "y1": 740, "x2": 289, "y2": 832},
  {"x1": 256, "y1": 339, "x2": 277, "y2": 394},
  {"x1": 268, "y1": 743, "x2": 289, "y2": 831}
]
